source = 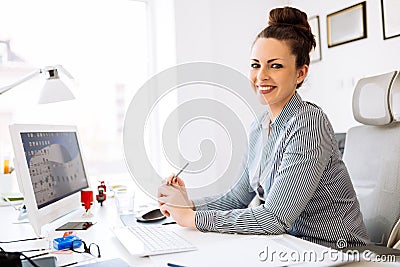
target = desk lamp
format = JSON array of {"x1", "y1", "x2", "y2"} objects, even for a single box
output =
[{"x1": 0, "y1": 65, "x2": 75, "y2": 104}]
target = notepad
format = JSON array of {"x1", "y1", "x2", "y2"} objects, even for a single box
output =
[
  {"x1": 0, "y1": 192, "x2": 24, "y2": 207},
  {"x1": 2, "y1": 192, "x2": 24, "y2": 201},
  {"x1": 76, "y1": 258, "x2": 130, "y2": 267}
]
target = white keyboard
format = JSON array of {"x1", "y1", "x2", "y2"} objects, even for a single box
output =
[{"x1": 113, "y1": 225, "x2": 197, "y2": 257}]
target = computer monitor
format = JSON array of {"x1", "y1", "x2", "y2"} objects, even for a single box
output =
[{"x1": 9, "y1": 124, "x2": 89, "y2": 236}]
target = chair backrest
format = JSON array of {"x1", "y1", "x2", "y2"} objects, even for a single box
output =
[
  {"x1": 334, "y1": 133, "x2": 346, "y2": 159},
  {"x1": 343, "y1": 70, "x2": 400, "y2": 246}
]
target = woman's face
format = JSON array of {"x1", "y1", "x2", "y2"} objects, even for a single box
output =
[{"x1": 249, "y1": 38, "x2": 308, "y2": 117}]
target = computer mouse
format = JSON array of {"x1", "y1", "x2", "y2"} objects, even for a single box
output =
[{"x1": 136, "y1": 208, "x2": 166, "y2": 222}]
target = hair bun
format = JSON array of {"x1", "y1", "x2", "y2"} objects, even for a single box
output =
[
  {"x1": 267, "y1": 6, "x2": 315, "y2": 50},
  {"x1": 268, "y1": 6, "x2": 308, "y2": 28}
]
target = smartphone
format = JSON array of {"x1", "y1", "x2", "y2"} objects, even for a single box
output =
[{"x1": 55, "y1": 221, "x2": 96, "y2": 231}]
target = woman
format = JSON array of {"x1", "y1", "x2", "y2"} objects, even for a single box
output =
[{"x1": 158, "y1": 6, "x2": 369, "y2": 248}]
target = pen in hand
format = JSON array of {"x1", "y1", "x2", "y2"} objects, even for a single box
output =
[
  {"x1": 171, "y1": 162, "x2": 189, "y2": 184},
  {"x1": 162, "y1": 221, "x2": 177, "y2": 225}
]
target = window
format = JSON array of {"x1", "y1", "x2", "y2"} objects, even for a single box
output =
[{"x1": 0, "y1": 0, "x2": 150, "y2": 175}]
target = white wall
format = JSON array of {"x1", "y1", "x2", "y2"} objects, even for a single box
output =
[
  {"x1": 174, "y1": 0, "x2": 286, "y2": 74},
  {"x1": 290, "y1": 0, "x2": 400, "y2": 132},
  {"x1": 173, "y1": 0, "x2": 400, "y2": 132}
]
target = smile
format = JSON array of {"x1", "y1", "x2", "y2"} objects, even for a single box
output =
[{"x1": 257, "y1": 85, "x2": 276, "y2": 94}]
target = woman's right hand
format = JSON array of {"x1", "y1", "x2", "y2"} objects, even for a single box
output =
[
  {"x1": 157, "y1": 173, "x2": 193, "y2": 217},
  {"x1": 166, "y1": 173, "x2": 186, "y2": 187}
]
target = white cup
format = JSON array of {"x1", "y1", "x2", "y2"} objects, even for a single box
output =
[
  {"x1": 114, "y1": 188, "x2": 135, "y2": 214},
  {"x1": 0, "y1": 173, "x2": 19, "y2": 194}
]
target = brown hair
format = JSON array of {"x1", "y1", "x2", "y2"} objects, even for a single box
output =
[{"x1": 255, "y1": 7, "x2": 316, "y2": 87}]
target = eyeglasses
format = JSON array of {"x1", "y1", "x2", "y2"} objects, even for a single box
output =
[{"x1": 71, "y1": 240, "x2": 101, "y2": 258}]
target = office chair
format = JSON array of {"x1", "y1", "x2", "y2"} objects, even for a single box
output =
[
  {"x1": 334, "y1": 133, "x2": 346, "y2": 159},
  {"x1": 388, "y1": 218, "x2": 400, "y2": 249},
  {"x1": 343, "y1": 70, "x2": 400, "y2": 252}
]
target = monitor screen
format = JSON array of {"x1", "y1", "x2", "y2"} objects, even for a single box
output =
[
  {"x1": 9, "y1": 124, "x2": 89, "y2": 236},
  {"x1": 20, "y1": 131, "x2": 88, "y2": 209}
]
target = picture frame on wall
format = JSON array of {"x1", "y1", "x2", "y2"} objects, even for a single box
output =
[
  {"x1": 309, "y1": 15, "x2": 322, "y2": 62},
  {"x1": 381, "y1": 0, "x2": 400, "y2": 40},
  {"x1": 327, "y1": 2, "x2": 367, "y2": 48}
]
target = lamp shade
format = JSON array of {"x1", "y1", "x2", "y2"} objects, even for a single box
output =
[{"x1": 38, "y1": 78, "x2": 75, "y2": 104}]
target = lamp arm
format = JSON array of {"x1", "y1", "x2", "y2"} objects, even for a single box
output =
[
  {"x1": 55, "y1": 65, "x2": 74, "y2": 79},
  {"x1": 0, "y1": 69, "x2": 41, "y2": 95}
]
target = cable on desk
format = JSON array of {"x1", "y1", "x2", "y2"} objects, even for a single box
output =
[{"x1": 0, "y1": 237, "x2": 44, "y2": 243}]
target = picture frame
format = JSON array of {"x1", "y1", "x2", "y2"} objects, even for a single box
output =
[
  {"x1": 327, "y1": 2, "x2": 367, "y2": 48},
  {"x1": 381, "y1": 0, "x2": 400, "y2": 40},
  {"x1": 309, "y1": 15, "x2": 322, "y2": 62}
]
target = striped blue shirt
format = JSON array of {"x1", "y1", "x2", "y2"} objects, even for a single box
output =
[{"x1": 193, "y1": 92, "x2": 369, "y2": 248}]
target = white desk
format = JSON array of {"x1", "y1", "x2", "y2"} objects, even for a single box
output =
[{"x1": 0, "y1": 194, "x2": 399, "y2": 266}]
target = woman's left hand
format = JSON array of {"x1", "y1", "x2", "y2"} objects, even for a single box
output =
[{"x1": 159, "y1": 203, "x2": 196, "y2": 228}]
